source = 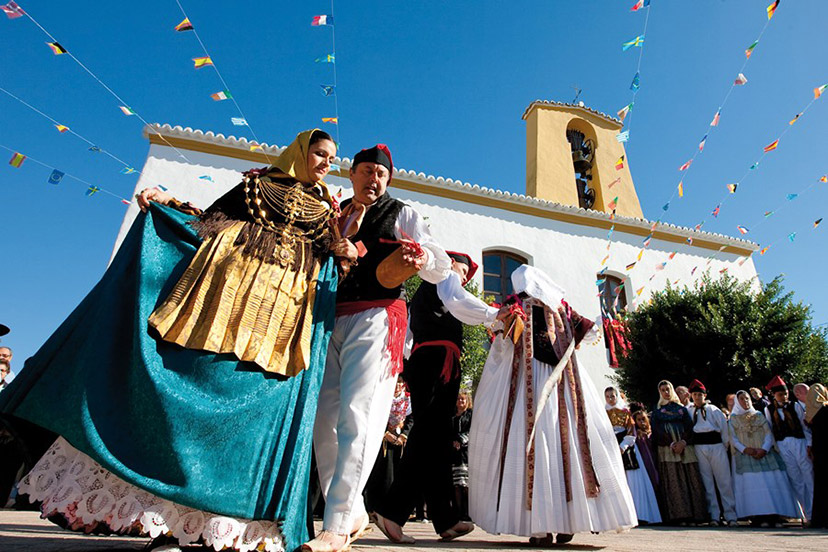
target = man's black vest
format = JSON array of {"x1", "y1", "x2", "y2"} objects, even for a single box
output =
[
  {"x1": 337, "y1": 192, "x2": 406, "y2": 303},
  {"x1": 409, "y1": 281, "x2": 463, "y2": 348},
  {"x1": 767, "y1": 401, "x2": 805, "y2": 441}
]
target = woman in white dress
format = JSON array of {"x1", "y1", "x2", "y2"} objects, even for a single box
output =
[
  {"x1": 605, "y1": 387, "x2": 662, "y2": 524},
  {"x1": 728, "y1": 390, "x2": 800, "y2": 525},
  {"x1": 468, "y1": 266, "x2": 636, "y2": 545}
]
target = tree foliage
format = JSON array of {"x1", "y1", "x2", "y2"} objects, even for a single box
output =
[{"x1": 613, "y1": 274, "x2": 828, "y2": 407}]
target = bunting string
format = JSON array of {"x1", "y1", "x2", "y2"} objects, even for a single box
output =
[
  {"x1": 173, "y1": 0, "x2": 272, "y2": 163},
  {"x1": 313, "y1": 1, "x2": 341, "y2": 149},
  {"x1": 1, "y1": 143, "x2": 132, "y2": 204},
  {"x1": 617, "y1": 0, "x2": 653, "y2": 142},
  {"x1": 11, "y1": 4, "x2": 194, "y2": 163},
  {"x1": 0, "y1": 84, "x2": 142, "y2": 177}
]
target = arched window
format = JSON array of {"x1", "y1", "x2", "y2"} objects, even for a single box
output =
[
  {"x1": 598, "y1": 274, "x2": 628, "y2": 319},
  {"x1": 483, "y1": 251, "x2": 528, "y2": 304}
]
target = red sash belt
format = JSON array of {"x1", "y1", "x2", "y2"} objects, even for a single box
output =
[
  {"x1": 412, "y1": 340, "x2": 461, "y2": 383},
  {"x1": 336, "y1": 299, "x2": 408, "y2": 376}
]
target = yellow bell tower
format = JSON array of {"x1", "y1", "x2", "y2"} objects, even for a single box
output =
[{"x1": 522, "y1": 100, "x2": 643, "y2": 219}]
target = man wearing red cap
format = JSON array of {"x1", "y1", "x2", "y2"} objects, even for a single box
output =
[
  {"x1": 373, "y1": 252, "x2": 503, "y2": 543},
  {"x1": 686, "y1": 379, "x2": 737, "y2": 525},
  {"x1": 307, "y1": 145, "x2": 452, "y2": 552},
  {"x1": 764, "y1": 375, "x2": 813, "y2": 521}
]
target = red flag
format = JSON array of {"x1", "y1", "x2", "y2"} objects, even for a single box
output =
[{"x1": 678, "y1": 160, "x2": 692, "y2": 171}]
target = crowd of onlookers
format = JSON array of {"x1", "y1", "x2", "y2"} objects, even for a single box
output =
[{"x1": 605, "y1": 376, "x2": 826, "y2": 529}]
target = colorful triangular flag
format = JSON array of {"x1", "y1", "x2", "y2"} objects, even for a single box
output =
[
  {"x1": 821, "y1": 176, "x2": 828, "y2": 183},
  {"x1": 815, "y1": 84, "x2": 828, "y2": 99},
  {"x1": 630, "y1": 72, "x2": 640, "y2": 92},
  {"x1": 698, "y1": 134, "x2": 707, "y2": 152},
  {"x1": 711, "y1": 205, "x2": 721, "y2": 217},
  {"x1": 320, "y1": 85, "x2": 336, "y2": 96},
  {"x1": 311, "y1": 15, "x2": 333, "y2": 26},
  {"x1": 767, "y1": 0, "x2": 780, "y2": 20},
  {"x1": 710, "y1": 110, "x2": 721, "y2": 127},
  {"x1": 788, "y1": 232, "x2": 796, "y2": 242},
  {"x1": 759, "y1": 246, "x2": 770, "y2": 255},
  {"x1": 745, "y1": 41, "x2": 758, "y2": 59},
  {"x1": 625, "y1": 262, "x2": 636, "y2": 270},
  {"x1": 315, "y1": 54, "x2": 335, "y2": 63},
  {"x1": 617, "y1": 102, "x2": 634, "y2": 122},
  {"x1": 764, "y1": 211, "x2": 774, "y2": 217},
  {"x1": 615, "y1": 156, "x2": 625, "y2": 170},
  {"x1": 616, "y1": 130, "x2": 630, "y2": 143},
  {"x1": 630, "y1": 0, "x2": 645, "y2": 11},
  {"x1": 120, "y1": 167, "x2": 136, "y2": 174},
  {"x1": 199, "y1": 175, "x2": 213, "y2": 182},
  {"x1": 174, "y1": 18, "x2": 193, "y2": 32},
  {"x1": 737, "y1": 225, "x2": 749, "y2": 235},
  {"x1": 734, "y1": 73, "x2": 748, "y2": 85},
  {"x1": 54, "y1": 124, "x2": 69, "y2": 133},
  {"x1": 119, "y1": 106, "x2": 135, "y2": 116},
  {"x1": 8, "y1": 152, "x2": 25, "y2": 167},
  {"x1": 231, "y1": 117, "x2": 248, "y2": 126},
  {"x1": 48, "y1": 169, "x2": 64, "y2": 184},
  {"x1": 46, "y1": 42, "x2": 67, "y2": 55},
  {"x1": 607, "y1": 196, "x2": 619, "y2": 210},
  {"x1": 786, "y1": 193, "x2": 798, "y2": 201},
  {"x1": 677, "y1": 181, "x2": 684, "y2": 197},
  {"x1": 814, "y1": 218, "x2": 823, "y2": 229},
  {"x1": 193, "y1": 56, "x2": 213, "y2": 69},
  {"x1": 1, "y1": 2, "x2": 25, "y2": 19},
  {"x1": 85, "y1": 185, "x2": 100, "y2": 197},
  {"x1": 727, "y1": 183, "x2": 738, "y2": 193},
  {"x1": 321, "y1": 117, "x2": 338, "y2": 124},
  {"x1": 662, "y1": 202, "x2": 670, "y2": 211},
  {"x1": 88, "y1": 145, "x2": 101, "y2": 152},
  {"x1": 622, "y1": 35, "x2": 645, "y2": 51},
  {"x1": 678, "y1": 160, "x2": 692, "y2": 171},
  {"x1": 210, "y1": 90, "x2": 232, "y2": 101},
  {"x1": 763, "y1": 139, "x2": 779, "y2": 153}
]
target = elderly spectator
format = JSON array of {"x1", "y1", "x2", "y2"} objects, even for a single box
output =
[
  {"x1": 675, "y1": 385, "x2": 691, "y2": 408},
  {"x1": 794, "y1": 383, "x2": 810, "y2": 411}
]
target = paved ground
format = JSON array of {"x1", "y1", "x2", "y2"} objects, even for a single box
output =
[{"x1": 0, "y1": 511, "x2": 826, "y2": 552}]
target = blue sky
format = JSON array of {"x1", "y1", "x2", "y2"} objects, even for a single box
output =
[{"x1": 1, "y1": 0, "x2": 826, "y2": 364}]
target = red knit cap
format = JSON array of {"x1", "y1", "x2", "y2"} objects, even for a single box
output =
[
  {"x1": 688, "y1": 379, "x2": 707, "y2": 394},
  {"x1": 766, "y1": 375, "x2": 787, "y2": 392}
]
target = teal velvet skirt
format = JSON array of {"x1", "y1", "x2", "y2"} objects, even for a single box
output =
[{"x1": 0, "y1": 204, "x2": 336, "y2": 551}]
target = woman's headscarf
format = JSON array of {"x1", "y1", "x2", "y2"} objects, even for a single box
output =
[
  {"x1": 511, "y1": 265, "x2": 565, "y2": 309},
  {"x1": 805, "y1": 383, "x2": 828, "y2": 423},
  {"x1": 656, "y1": 379, "x2": 681, "y2": 407},
  {"x1": 604, "y1": 386, "x2": 628, "y2": 411},
  {"x1": 269, "y1": 128, "x2": 328, "y2": 185},
  {"x1": 730, "y1": 390, "x2": 757, "y2": 417}
]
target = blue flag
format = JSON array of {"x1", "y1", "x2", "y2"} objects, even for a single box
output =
[
  {"x1": 320, "y1": 85, "x2": 336, "y2": 96},
  {"x1": 48, "y1": 169, "x2": 64, "y2": 185},
  {"x1": 630, "y1": 72, "x2": 640, "y2": 92}
]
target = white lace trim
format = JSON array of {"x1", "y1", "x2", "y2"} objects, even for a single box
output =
[{"x1": 17, "y1": 437, "x2": 285, "y2": 552}]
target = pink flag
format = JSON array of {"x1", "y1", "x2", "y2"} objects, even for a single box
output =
[
  {"x1": 710, "y1": 110, "x2": 721, "y2": 126},
  {"x1": 678, "y1": 160, "x2": 692, "y2": 171}
]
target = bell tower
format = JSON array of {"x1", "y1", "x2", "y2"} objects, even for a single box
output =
[{"x1": 522, "y1": 101, "x2": 643, "y2": 219}]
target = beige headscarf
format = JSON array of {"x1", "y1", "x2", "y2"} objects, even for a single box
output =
[
  {"x1": 657, "y1": 379, "x2": 681, "y2": 407},
  {"x1": 805, "y1": 383, "x2": 828, "y2": 423},
  {"x1": 269, "y1": 128, "x2": 328, "y2": 185}
]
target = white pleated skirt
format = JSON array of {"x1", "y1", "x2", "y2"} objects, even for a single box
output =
[
  {"x1": 732, "y1": 461, "x2": 801, "y2": 519},
  {"x1": 468, "y1": 337, "x2": 637, "y2": 536},
  {"x1": 625, "y1": 444, "x2": 662, "y2": 524}
]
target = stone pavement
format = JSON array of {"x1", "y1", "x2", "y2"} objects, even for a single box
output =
[{"x1": 1, "y1": 511, "x2": 826, "y2": 552}]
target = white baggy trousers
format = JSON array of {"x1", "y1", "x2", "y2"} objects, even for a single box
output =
[
  {"x1": 694, "y1": 442, "x2": 737, "y2": 521},
  {"x1": 313, "y1": 307, "x2": 399, "y2": 534}
]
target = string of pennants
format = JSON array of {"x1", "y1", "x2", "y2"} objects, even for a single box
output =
[
  {"x1": 312, "y1": 10, "x2": 341, "y2": 152},
  {"x1": 596, "y1": 1, "x2": 821, "y2": 307},
  {"x1": 595, "y1": 0, "x2": 653, "y2": 316},
  {"x1": 3, "y1": 143, "x2": 132, "y2": 203}
]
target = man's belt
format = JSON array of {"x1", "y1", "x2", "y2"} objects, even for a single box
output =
[{"x1": 692, "y1": 431, "x2": 722, "y2": 445}]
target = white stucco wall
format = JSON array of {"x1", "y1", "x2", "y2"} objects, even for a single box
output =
[{"x1": 117, "y1": 140, "x2": 760, "y2": 390}]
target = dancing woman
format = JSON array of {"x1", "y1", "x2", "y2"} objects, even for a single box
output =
[{"x1": 0, "y1": 130, "x2": 348, "y2": 552}]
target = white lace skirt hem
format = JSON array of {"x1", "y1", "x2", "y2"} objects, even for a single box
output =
[{"x1": 17, "y1": 437, "x2": 286, "y2": 552}]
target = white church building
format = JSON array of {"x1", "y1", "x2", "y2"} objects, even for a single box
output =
[{"x1": 116, "y1": 101, "x2": 759, "y2": 387}]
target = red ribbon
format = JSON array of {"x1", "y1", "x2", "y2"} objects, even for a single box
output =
[{"x1": 412, "y1": 340, "x2": 462, "y2": 384}]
